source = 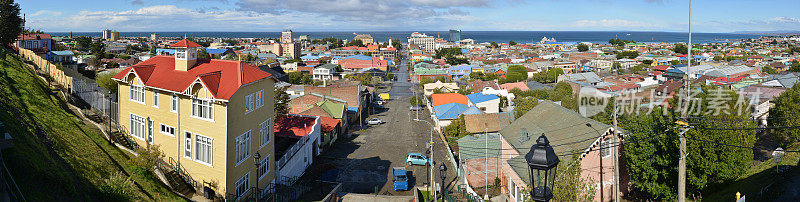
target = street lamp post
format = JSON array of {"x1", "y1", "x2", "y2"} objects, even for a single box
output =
[
  {"x1": 414, "y1": 118, "x2": 435, "y2": 200},
  {"x1": 253, "y1": 152, "x2": 261, "y2": 202},
  {"x1": 439, "y1": 164, "x2": 447, "y2": 200},
  {"x1": 525, "y1": 134, "x2": 560, "y2": 202}
]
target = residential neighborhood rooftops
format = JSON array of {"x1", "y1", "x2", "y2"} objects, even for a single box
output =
[{"x1": 170, "y1": 39, "x2": 203, "y2": 48}]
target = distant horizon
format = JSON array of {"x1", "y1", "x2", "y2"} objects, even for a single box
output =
[{"x1": 43, "y1": 30, "x2": 798, "y2": 35}]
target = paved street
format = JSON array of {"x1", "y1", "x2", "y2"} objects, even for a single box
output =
[{"x1": 315, "y1": 52, "x2": 458, "y2": 196}]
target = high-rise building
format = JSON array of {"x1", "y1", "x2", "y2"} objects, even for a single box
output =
[
  {"x1": 449, "y1": 29, "x2": 461, "y2": 42},
  {"x1": 109, "y1": 31, "x2": 120, "y2": 41},
  {"x1": 150, "y1": 33, "x2": 159, "y2": 41},
  {"x1": 102, "y1": 29, "x2": 112, "y2": 40},
  {"x1": 281, "y1": 30, "x2": 293, "y2": 44}
]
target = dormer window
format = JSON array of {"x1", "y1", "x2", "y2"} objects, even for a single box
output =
[{"x1": 176, "y1": 50, "x2": 187, "y2": 60}]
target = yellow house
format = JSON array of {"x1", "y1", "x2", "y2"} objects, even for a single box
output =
[{"x1": 112, "y1": 39, "x2": 277, "y2": 200}]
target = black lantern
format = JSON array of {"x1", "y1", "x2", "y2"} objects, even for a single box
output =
[{"x1": 525, "y1": 134, "x2": 560, "y2": 202}]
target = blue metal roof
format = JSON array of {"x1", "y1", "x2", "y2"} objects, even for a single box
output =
[
  {"x1": 50, "y1": 51, "x2": 74, "y2": 56},
  {"x1": 462, "y1": 105, "x2": 483, "y2": 115},
  {"x1": 300, "y1": 55, "x2": 320, "y2": 60},
  {"x1": 343, "y1": 54, "x2": 372, "y2": 60},
  {"x1": 205, "y1": 48, "x2": 229, "y2": 54},
  {"x1": 466, "y1": 92, "x2": 499, "y2": 104},
  {"x1": 156, "y1": 48, "x2": 175, "y2": 54},
  {"x1": 434, "y1": 103, "x2": 469, "y2": 120}
]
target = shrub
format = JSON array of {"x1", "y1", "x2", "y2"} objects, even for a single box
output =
[{"x1": 99, "y1": 172, "x2": 137, "y2": 201}]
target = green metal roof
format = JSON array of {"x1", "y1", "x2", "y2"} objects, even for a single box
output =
[
  {"x1": 414, "y1": 67, "x2": 447, "y2": 76},
  {"x1": 317, "y1": 99, "x2": 345, "y2": 119},
  {"x1": 457, "y1": 134, "x2": 503, "y2": 160}
]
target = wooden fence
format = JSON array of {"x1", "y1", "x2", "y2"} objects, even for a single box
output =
[{"x1": 16, "y1": 47, "x2": 73, "y2": 92}]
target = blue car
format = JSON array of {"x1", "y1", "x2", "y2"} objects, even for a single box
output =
[
  {"x1": 392, "y1": 167, "x2": 408, "y2": 191},
  {"x1": 406, "y1": 153, "x2": 432, "y2": 166}
]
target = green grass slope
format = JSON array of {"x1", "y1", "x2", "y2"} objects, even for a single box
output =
[{"x1": 0, "y1": 49, "x2": 181, "y2": 201}]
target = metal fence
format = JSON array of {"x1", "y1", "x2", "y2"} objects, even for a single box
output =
[{"x1": 72, "y1": 78, "x2": 118, "y2": 123}]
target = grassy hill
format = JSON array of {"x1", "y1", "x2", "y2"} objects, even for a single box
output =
[{"x1": 0, "y1": 49, "x2": 181, "y2": 201}]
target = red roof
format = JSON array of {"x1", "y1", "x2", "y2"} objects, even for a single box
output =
[
  {"x1": 654, "y1": 65, "x2": 670, "y2": 71},
  {"x1": 170, "y1": 39, "x2": 202, "y2": 48},
  {"x1": 319, "y1": 116, "x2": 340, "y2": 133},
  {"x1": 274, "y1": 115, "x2": 317, "y2": 139},
  {"x1": 431, "y1": 93, "x2": 469, "y2": 106},
  {"x1": 18, "y1": 34, "x2": 51, "y2": 40},
  {"x1": 112, "y1": 56, "x2": 272, "y2": 100}
]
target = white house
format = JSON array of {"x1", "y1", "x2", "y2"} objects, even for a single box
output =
[
  {"x1": 467, "y1": 92, "x2": 501, "y2": 113},
  {"x1": 313, "y1": 64, "x2": 337, "y2": 81},
  {"x1": 274, "y1": 114, "x2": 322, "y2": 185}
]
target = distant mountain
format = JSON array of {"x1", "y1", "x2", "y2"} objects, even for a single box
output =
[{"x1": 731, "y1": 30, "x2": 800, "y2": 35}]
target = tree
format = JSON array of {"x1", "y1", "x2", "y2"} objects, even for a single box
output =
[
  {"x1": 105, "y1": 61, "x2": 120, "y2": 69},
  {"x1": 274, "y1": 86, "x2": 289, "y2": 119},
  {"x1": 552, "y1": 154, "x2": 596, "y2": 202},
  {"x1": 616, "y1": 51, "x2": 639, "y2": 59},
  {"x1": 75, "y1": 36, "x2": 93, "y2": 52},
  {"x1": 445, "y1": 56, "x2": 468, "y2": 65},
  {"x1": 442, "y1": 115, "x2": 469, "y2": 138},
  {"x1": 435, "y1": 48, "x2": 462, "y2": 59},
  {"x1": 642, "y1": 60, "x2": 653, "y2": 65},
  {"x1": 508, "y1": 40, "x2": 517, "y2": 46},
  {"x1": 91, "y1": 41, "x2": 106, "y2": 59},
  {"x1": 469, "y1": 72, "x2": 485, "y2": 81},
  {"x1": 770, "y1": 84, "x2": 800, "y2": 144},
  {"x1": 0, "y1": 0, "x2": 22, "y2": 46},
  {"x1": 410, "y1": 95, "x2": 425, "y2": 107},
  {"x1": 762, "y1": 66, "x2": 778, "y2": 74},
  {"x1": 620, "y1": 108, "x2": 680, "y2": 200},
  {"x1": 672, "y1": 43, "x2": 688, "y2": 54},
  {"x1": 505, "y1": 65, "x2": 528, "y2": 83},
  {"x1": 286, "y1": 71, "x2": 306, "y2": 85},
  {"x1": 197, "y1": 48, "x2": 210, "y2": 59},
  {"x1": 512, "y1": 97, "x2": 538, "y2": 118},
  {"x1": 577, "y1": 43, "x2": 589, "y2": 52},
  {"x1": 346, "y1": 39, "x2": 364, "y2": 47},
  {"x1": 789, "y1": 61, "x2": 800, "y2": 72},
  {"x1": 490, "y1": 41, "x2": 499, "y2": 49}
]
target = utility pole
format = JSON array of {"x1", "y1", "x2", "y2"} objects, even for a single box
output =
[
  {"x1": 613, "y1": 99, "x2": 619, "y2": 202},
  {"x1": 678, "y1": 1, "x2": 692, "y2": 201},
  {"x1": 599, "y1": 134, "x2": 604, "y2": 202}
]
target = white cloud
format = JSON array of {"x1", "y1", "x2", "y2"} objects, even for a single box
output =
[
  {"x1": 772, "y1": 17, "x2": 800, "y2": 23},
  {"x1": 29, "y1": 10, "x2": 62, "y2": 17},
  {"x1": 573, "y1": 19, "x2": 649, "y2": 28}
]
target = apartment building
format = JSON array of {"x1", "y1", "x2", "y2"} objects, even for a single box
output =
[
  {"x1": 408, "y1": 32, "x2": 436, "y2": 53},
  {"x1": 112, "y1": 39, "x2": 277, "y2": 200}
]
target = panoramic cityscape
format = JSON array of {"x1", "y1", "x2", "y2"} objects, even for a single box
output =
[{"x1": 1, "y1": 0, "x2": 800, "y2": 201}]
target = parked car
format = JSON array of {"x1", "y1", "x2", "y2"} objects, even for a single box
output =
[
  {"x1": 366, "y1": 118, "x2": 384, "y2": 125},
  {"x1": 409, "y1": 106, "x2": 423, "y2": 111},
  {"x1": 392, "y1": 167, "x2": 409, "y2": 191},
  {"x1": 406, "y1": 153, "x2": 431, "y2": 166},
  {"x1": 376, "y1": 100, "x2": 386, "y2": 105}
]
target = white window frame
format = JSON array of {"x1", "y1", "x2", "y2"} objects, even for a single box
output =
[
  {"x1": 152, "y1": 90, "x2": 159, "y2": 108},
  {"x1": 259, "y1": 118, "x2": 271, "y2": 149},
  {"x1": 234, "y1": 172, "x2": 250, "y2": 198},
  {"x1": 235, "y1": 130, "x2": 251, "y2": 167},
  {"x1": 191, "y1": 98, "x2": 214, "y2": 121},
  {"x1": 245, "y1": 93, "x2": 254, "y2": 114},
  {"x1": 601, "y1": 138, "x2": 611, "y2": 159},
  {"x1": 129, "y1": 114, "x2": 146, "y2": 141},
  {"x1": 171, "y1": 94, "x2": 178, "y2": 112},
  {"x1": 254, "y1": 90, "x2": 264, "y2": 109},
  {"x1": 130, "y1": 85, "x2": 145, "y2": 104},
  {"x1": 159, "y1": 124, "x2": 175, "y2": 137},
  {"x1": 258, "y1": 154, "x2": 270, "y2": 180},
  {"x1": 184, "y1": 132, "x2": 192, "y2": 159},
  {"x1": 195, "y1": 134, "x2": 213, "y2": 166}
]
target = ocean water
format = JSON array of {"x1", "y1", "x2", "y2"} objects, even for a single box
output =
[{"x1": 49, "y1": 31, "x2": 756, "y2": 44}]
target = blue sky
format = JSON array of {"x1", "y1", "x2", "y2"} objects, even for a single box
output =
[{"x1": 18, "y1": 0, "x2": 800, "y2": 33}]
